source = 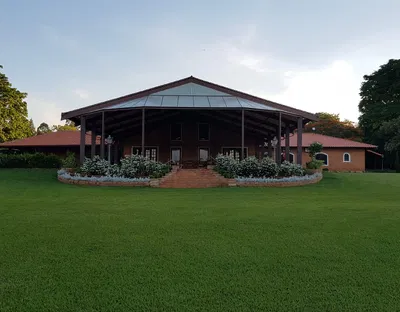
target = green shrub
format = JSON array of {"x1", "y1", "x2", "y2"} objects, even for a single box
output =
[
  {"x1": 237, "y1": 156, "x2": 259, "y2": 177},
  {"x1": 279, "y1": 161, "x2": 305, "y2": 177},
  {"x1": 62, "y1": 152, "x2": 77, "y2": 168},
  {"x1": 80, "y1": 156, "x2": 110, "y2": 176},
  {"x1": 0, "y1": 153, "x2": 62, "y2": 168},
  {"x1": 258, "y1": 157, "x2": 279, "y2": 177},
  {"x1": 215, "y1": 154, "x2": 239, "y2": 178},
  {"x1": 306, "y1": 159, "x2": 324, "y2": 169},
  {"x1": 308, "y1": 142, "x2": 323, "y2": 159}
]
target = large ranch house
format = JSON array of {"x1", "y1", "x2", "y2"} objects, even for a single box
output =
[{"x1": 61, "y1": 76, "x2": 318, "y2": 167}]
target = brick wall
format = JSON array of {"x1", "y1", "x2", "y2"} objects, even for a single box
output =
[{"x1": 293, "y1": 147, "x2": 366, "y2": 172}]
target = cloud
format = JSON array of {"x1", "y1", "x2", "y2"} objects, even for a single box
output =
[
  {"x1": 249, "y1": 60, "x2": 362, "y2": 122},
  {"x1": 73, "y1": 89, "x2": 90, "y2": 100},
  {"x1": 27, "y1": 96, "x2": 62, "y2": 127}
]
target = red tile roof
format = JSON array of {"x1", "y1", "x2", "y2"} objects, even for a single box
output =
[
  {"x1": 0, "y1": 131, "x2": 100, "y2": 147},
  {"x1": 281, "y1": 133, "x2": 377, "y2": 148}
]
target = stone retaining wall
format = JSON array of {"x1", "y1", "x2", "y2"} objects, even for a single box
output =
[
  {"x1": 234, "y1": 174, "x2": 322, "y2": 187},
  {"x1": 57, "y1": 175, "x2": 151, "y2": 187}
]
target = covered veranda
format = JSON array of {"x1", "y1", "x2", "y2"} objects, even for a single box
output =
[{"x1": 61, "y1": 77, "x2": 317, "y2": 166}]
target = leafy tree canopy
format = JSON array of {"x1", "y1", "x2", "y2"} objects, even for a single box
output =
[
  {"x1": 359, "y1": 59, "x2": 400, "y2": 143},
  {"x1": 305, "y1": 112, "x2": 363, "y2": 142},
  {"x1": 51, "y1": 120, "x2": 78, "y2": 132},
  {"x1": 36, "y1": 122, "x2": 51, "y2": 135},
  {"x1": 0, "y1": 65, "x2": 33, "y2": 142}
]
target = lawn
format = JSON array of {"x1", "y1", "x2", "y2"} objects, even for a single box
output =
[{"x1": 1, "y1": 170, "x2": 400, "y2": 311}]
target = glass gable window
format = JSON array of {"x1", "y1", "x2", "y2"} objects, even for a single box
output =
[
  {"x1": 171, "y1": 123, "x2": 182, "y2": 141},
  {"x1": 198, "y1": 123, "x2": 210, "y2": 141}
]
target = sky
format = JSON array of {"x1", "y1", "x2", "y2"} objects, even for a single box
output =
[{"x1": 1, "y1": 0, "x2": 400, "y2": 127}]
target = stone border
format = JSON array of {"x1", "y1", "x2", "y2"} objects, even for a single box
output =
[
  {"x1": 57, "y1": 175, "x2": 152, "y2": 187},
  {"x1": 233, "y1": 174, "x2": 322, "y2": 187}
]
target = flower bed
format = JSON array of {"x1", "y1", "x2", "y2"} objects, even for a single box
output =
[
  {"x1": 234, "y1": 173, "x2": 322, "y2": 187},
  {"x1": 57, "y1": 169, "x2": 151, "y2": 187}
]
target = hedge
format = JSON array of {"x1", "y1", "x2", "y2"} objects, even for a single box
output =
[{"x1": 0, "y1": 153, "x2": 62, "y2": 168}]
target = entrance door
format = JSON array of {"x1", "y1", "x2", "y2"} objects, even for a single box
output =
[{"x1": 171, "y1": 147, "x2": 181, "y2": 164}]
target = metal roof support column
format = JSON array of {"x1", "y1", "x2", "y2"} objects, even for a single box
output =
[
  {"x1": 113, "y1": 142, "x2": 119, "y2": 164},
  {"x1": 241, "y1": 109, "x2": 245, "y2": 160},
  {"x1": 80, "y1": 115, "x2": 86, "y2": 164},
  {"x1": 276, "y1": 112, "x2": 282, "y2": 165},
  {"x1": 297, "y1": 117, "x2": 303, "y2": 165},
  {"x1": 285, "y1": 126, "x2": 290, "y2": 162},
  {"x1": 91, "y1": 123, "x2": 96, "y2": 158},
  {"x1": 267, "y1": 135, "x2": 273, "y2": 158},
  {"x1": 141, "y1": 109, "x2": 145, "y2": 157},
  {"x1": 100, "y1": 112, "x2": 105, "y2": 159}
]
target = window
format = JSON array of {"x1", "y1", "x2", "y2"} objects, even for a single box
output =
[
  {"x1": 289, "y1": 153, "x2": 295, "y2": 163},
  {"x1": 198, "y1": 123, "x2": 210, "y2": 141},
  {"x1": 222, "y1": 147, "x2": 248, "y2": 160},
  {"x1": 131, "y1": 147, "x2": 158, "y2": 161},
  {"x1": 171, "y1": 123, "x2": 182, "y2": 141},
  {"x1": 171, "y1": 148, "x2": 181, "y2": 163},
  {"x1": 343, "y1": 153, "x2": 351, "y2": 162},
  {"x1": 199, "y1": 148, "x2": 209, "y2": 162},
  {"x1": 315, "y1": 152, "x2": 328, "y2": 166}
]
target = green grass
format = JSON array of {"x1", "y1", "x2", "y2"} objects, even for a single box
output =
[{"x1": 1, "y1": 170, "x2": 400, "y2": 311}]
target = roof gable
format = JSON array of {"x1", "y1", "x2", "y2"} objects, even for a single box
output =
[
  {"x1": 152, "y1": 82, "x2": 230, "y2": 96},
  {"x1": 282, "y1": 133, "x2": 377, "y2": 148},
  {"x1": 61, "y1": 76, "x2": 317, "y2": 121}
]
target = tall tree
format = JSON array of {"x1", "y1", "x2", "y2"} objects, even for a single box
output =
[
  {"x1": 0, "y1": 65, "x2": 33, "y2": 143},
  {"x1": 28, "y1": 118, "x2": 35, "y2": 136},
  {"x1": 359, "y1": 59, "x2": 400, "y2": 167},
  {"x1": 36, "y1": 122, "x2": 51, "y2": 135},
  {"x1": 305, "y1": 112, "x2": 363, "y2": 141},
  {"x1": 359, "y1": 59, "x2": 400, "y2": 142}
]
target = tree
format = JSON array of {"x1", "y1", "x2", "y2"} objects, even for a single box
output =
[
  {"x1": 359, "y1": 59, "x2": 400, "y2": 143},
  {"x1": 51, "y1": 120, "x2": 78, "y2": 132},
  {"x1": 0, "y1": 65, "x2": 33, "y2": 143},
  {"x1": 305, "y1": 112, "x2": 363, "y2": 142},
  {"x1": 28, "y1": 118, "x2": 35, "y2": 137},
  {"x1": 359, "y1": 59, "x2": 400, "y2": 168},
  {"x1": 36, "y1": 122, "x2": 51, "y2": 135}
]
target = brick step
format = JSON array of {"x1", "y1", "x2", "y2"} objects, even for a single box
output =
[{"x1": 159, "y1": 169, "x2": 229, "y2": 188}]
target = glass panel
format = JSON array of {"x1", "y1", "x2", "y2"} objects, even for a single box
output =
[
  {"x1": 145, "y1": 149, "x2": 150, "y2": 159},
  {"x1": 177, "y1": 96, "x2": 194, "y2": 107},
  {"x1": 199, "y1": 148, "x2": 209, "y2": 161},
  {"x1": 193, "y1": 96, "x2": 210, "y2": 107},
  {"x1": 198, "y1": 123, "x2": 209, "y2": 141},
  {"x1": 145, "y1": 96, "x2": 163, "y2": 107},
  {"x1": 223, "y1": 96, "x2": 241, "y2": 108},
  {"x1": 171, "y1": 123, "x2": 182, "y2": 141},
  {"x1": 161, "y1": 96, "x2": 179, "y2": 107},
  {"x1": 151, "y1": 148, "x2": 157, "y2": 161},
  {"x1": 208, "y1": 96, "x2": 227, "y2": 108},
  {"x1": 171, "y1": 149, "x2": 181, "y2": 163}
]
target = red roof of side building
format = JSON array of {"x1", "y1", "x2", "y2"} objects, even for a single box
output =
[
  {"x1": 0, "y1": 131, "x2": 100, "y2": 147},
  {"x1": 282, "y1": 133, "x2": 377, "y2": 148}
]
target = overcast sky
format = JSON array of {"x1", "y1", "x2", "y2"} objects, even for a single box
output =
[{"x1": 1, "y1": 0, "x2": 399, "y2": 126}]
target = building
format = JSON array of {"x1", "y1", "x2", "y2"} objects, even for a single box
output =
[
  {"x1": 281, "y1": 133, "x2": 382, "y2": 172},
  {"x1": 61, "y1": 76, "x2": 317, "y2": 167},
  {"x1": 0, "y1": 131, "x2": 99, "y2": 158}
]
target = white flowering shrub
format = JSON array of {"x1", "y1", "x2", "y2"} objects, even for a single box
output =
[
  {"x1": 80, "y1": 156, "x2": 110, "y2": 176},
  {"x1": 258, "y1": 157, "x2": 279, "y2": 177},
  {"x1": 215, "y1": 154, "x2": 239, "y2": 178},
  {"x1": 237, "y1": 156, "x2": 259, "y2": 177},
  {"x1": 120, "y1": 154, "x2": 170, "y2": 178},
  {"x1": 279, "y1": 161, "x2": 306, "y2": 177},
  {"x1": 106, "y1": 164, "x2": 121, "y2": 177}
]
